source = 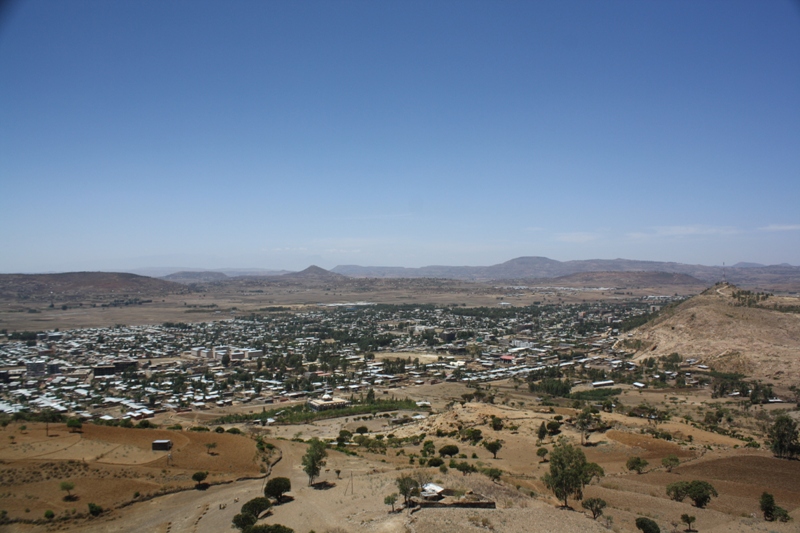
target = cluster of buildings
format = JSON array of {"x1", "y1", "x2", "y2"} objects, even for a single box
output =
[{"x1": 0, "y1": 297, "x2": 682, "y2": 418}]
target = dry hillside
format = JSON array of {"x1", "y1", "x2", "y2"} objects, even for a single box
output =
[{"x1": 625, "y1": 283, "x2": 800, "y2": 388}]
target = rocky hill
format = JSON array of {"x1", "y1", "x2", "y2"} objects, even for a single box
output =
[
  {"x1": 281, "y1": 265, "x2": 347, "y2": 280},
  {"x1": 622, "y1": 283, "x2": 800, "y2": 388}
]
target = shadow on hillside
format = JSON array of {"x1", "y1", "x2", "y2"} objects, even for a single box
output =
[{"x1": 311, "y1": 481, "x2": 336, "y2": 490}]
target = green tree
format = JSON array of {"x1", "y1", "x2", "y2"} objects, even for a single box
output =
[
  {"x1": 581, "y1": 497, "x2": 606, "y2": 520},
  {"x1": 686, "y1": 481, "x2": 717, "y2": 508},
  {"x1": 760, "y1": 491, "x2": 791, "y2": 522},
  {"x1": 232, "y1": 512, "x2": 257, "y2": 530},
  {"x1": 264, "y1": 477, "x2": 291, "y2": 502},
  {"x1": 356, "y1": 426, "x2": 369, "y2": 435},
  {"x1": 60, "y1": 481, "x2": 75, "y2": 500},
  {"x1": 241, "y1": 497, "x2": 271, "y2": 518},
  {"x1": 769, "y1": 415, "x2": 799, "y2": 459},
  {"x1": 546, "y1": 421, "x2": 561, "y2": 435},
  {"x1": 537, "y1": 447, "x2": 549, "y2": 462},
  {"x1": 384, "y1": 493, "x2": 398, "y2": 512},
  {"x1": 635, "y1": 517, "x2": 660, "y2": 533},
  {"x1": 192, "y1": 471, "x2": 208, "y2": 486},
  {"x1": 760, "y1": 492, "x2": 777, "y2": 521},
  {"x1": 537, "y1": 421, "x2": 547, "y2": 442},
  {"x1": 301, "y1": 438, "x2": 327, "y2": 486},
  {"x1": 66, "y1": 418, "x2": 83, "y2": 433},
  {"x1": 205, "y1": 442, "x2": 217, "y2": 455},
  {"x1": 396, "y1": 476, "x2": 419, "y2": 507},
  {"x1": 44, "y1": 509, "x2": 55, "y2": 520},
  {"x1": 662, "y1": 454, "x2": 680, "y2": 472},
  {"x1": 667, "y1": 481, "x2": 690, "y2": 502},
  {"x1": 681, "y1": 514, "x2": 696, "y2": 532},
  {"x1": 483, "y1": 440, "x2": 502, "y2": 459},
  {"x1": 455, "y1": 461, "x2": 477, "y2": 475},
  {"x1": 221, "y1": 354, "x2": 231, "y2": 367},
  {"x1": 626, "y1": 456, "x2": 648, "y2": 474},
  {"x1": 541, "y1": 438, "x2": 604, "y2": 508}
]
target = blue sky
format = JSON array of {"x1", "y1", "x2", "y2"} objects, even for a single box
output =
[{"x1": 1, "y1": 0, "x2": 799, "y2": 272}]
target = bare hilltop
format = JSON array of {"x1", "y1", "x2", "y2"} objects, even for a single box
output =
[{"x1": 624, "y1": 283, "x2": 800, "y2": 388}]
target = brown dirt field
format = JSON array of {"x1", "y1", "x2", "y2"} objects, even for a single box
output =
[
  {"x1": 606, "y1": 430, "x2": 695, "y2": 459},
  {"x1": 0, "y1": 422, "x2": 264, "y2": 523}
]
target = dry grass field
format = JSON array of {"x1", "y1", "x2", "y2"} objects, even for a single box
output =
[{"x1": 1, "y1": 383, "x2": 799, "y2": 533}]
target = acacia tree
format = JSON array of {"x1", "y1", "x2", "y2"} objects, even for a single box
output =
[
  {"x1": 542, "y1": 438, "x2": 604, "y2": 508},
  {"x1": 301, "y1": 438, "x2": 327, "y2": 486},
  {"x1": 483, "y1": 440, "x2": 502, "y2": 459},
  {"x1": 581, "y1": 497, "x2": 606, "y2": 519},
  {"x1": 60, "y1": 481, "x2": 75, "y2": 500}
]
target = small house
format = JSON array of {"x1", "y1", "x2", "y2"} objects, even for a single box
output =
[{"x1": 152, "y1": 439, "x2": 173, "y2": 451}]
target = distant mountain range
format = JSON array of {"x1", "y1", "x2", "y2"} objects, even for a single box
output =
[
  {"x1": 330, "y1": 256, "x2": 800, "y2": 285},
  {"x1": 131, "y1": 267, "x2": 291, "y2": 278}
]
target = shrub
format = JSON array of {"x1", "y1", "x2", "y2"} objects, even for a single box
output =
[
  {"x1": 626, "y1": 456, "x2": 648, "y2": 474},
  {"x1": 427, "y1": 457, "x2": 444, "y2": 467},
  {"x1": 44, "y1": 510, "x2": 55, "y2": 520},
  {"x1": 483, "y1": 467, "x2": 502, "y2": 482},
  {"x1": 439, "y1": 445, "x2": 459, "y2": 457},
  {"x1": 192, "y1": 471, "x2": 208, "y2": 485},
  {"x1": 635, "y1": 517, "x2": 660, "y2": 533},
  {"x1": 87, "y1": 503, "x2": 103, "y2": 517}
]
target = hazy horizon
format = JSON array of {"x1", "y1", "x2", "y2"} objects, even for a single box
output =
[{"x1": 2, "y1": 1, "x2": 799, "y2": 273}]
